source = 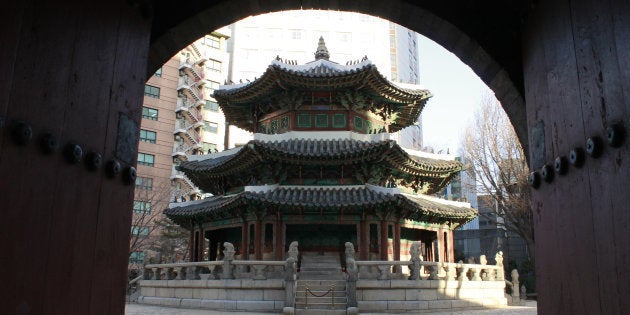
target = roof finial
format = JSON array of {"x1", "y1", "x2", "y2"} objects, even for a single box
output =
[{"x1": 314, "y1": 36, "x2": 330, "y2": 60}]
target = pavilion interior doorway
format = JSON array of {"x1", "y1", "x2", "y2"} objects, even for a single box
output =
[{"x1": 286, "y1": 224, "x2": 357, "y2": 254}]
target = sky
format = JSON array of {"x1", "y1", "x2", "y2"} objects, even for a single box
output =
[{"x1": 417, "y1": 36, "x2": 492, "y2": 154}]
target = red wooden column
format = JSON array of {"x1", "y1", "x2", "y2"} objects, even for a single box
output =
[
  {"x1": 241, "y1": 220, "x2": 249, "y2": 260},
  {"x1": 188, "y1": 227, "x2": 195, "y2": 261},
  {"x1": 437, "y1": 229, "x2": 445, "y2": 262},
  {"x1": 275, "y1": 215, "x2": 284, "y2": 260},
  {"x1": 393, "y1": 222, "x2": 401, "y2": 261},
  {"x1": 447, "y1": 230, "x2": 455, "y2": 263},
  {"x1": 197, "y1": 227, "x2": 205, "y2": 261},
  {"x1": 254, "y1": 219, "x2": 263, "y2": 260},
  {"x1": 380, "y1": 220, "x2": 388, "y2": 260},
  {"x1": 359, "y1": 220, "x2": 369, "y2": 260}
]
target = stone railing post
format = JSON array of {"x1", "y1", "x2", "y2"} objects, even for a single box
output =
[
  {"x1": 151, "y1": 267, "x2": 161, "y2": 280},
  {"x1": 186, "y1": 266, "x2": 201, "y2": 280},
  {"x1": 470, "y1": 266, "x2": 481, "y2": 281},
  {"x1": 408, "y1": 241, "x2": 422, "y2": 280},
  {"x1": 252, "y1": 265, "x2": 267, "y2": 280},
  {"x1": 511, "y1": 269, "x2": 520, "y2": 300},
  {"x1": 377, "y1": 264, "x2": 392, "y2": 280},
  {"x1": 346, "y1": 257, "x2": 358, "y2": 308},
  {"x1": 495, "y1": 251, "x2": 505, "y2": 280},
  {"x1": 445, "y1": 263, "x2": 456, "y2": 280},
  {"x1": 284, "y1": 256, "x2": 297, "y2": 309},
  {"x1": 143, "y1": 266, "x2": 152, "y2": 280},
  {"x1": 177, "y1": 266, "x2": 187, "y2": 280},
  {"x1": 457, "y1": 263, "x2": 469, "y2": 281},
  {"x1": 166, "y1": 267, "x2": 176, "y2": 280},
  {"x1": 221, "y1": 242, "x2": 235, "y2": 279},
  {"x1": 428, "y1": 264, "x2": 440, "y2": 280}
]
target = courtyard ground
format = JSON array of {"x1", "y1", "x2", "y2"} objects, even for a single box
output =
[{"x1": 126, "y1": 300, "x2": 537, "y2": 314}]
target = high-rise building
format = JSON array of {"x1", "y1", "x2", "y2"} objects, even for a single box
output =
[
  {"x1": 227, "y1": 10, "x2": 424, "y2": 150},
  {"x1": 130, "y1": 28, "x2": 236, "y2": 266}
]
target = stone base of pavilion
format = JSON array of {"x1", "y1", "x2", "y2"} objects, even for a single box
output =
[{"x1": 137, "y1": 252, "x2": 510, "y2": 313}]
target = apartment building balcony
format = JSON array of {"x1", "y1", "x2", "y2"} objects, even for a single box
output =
[
  {"x1": 173, "y1": 120, "x2": 202, "y2": 148},
  {"x1": 172, "y1": 141, "x2": 193, "y2": 159},
  {"x1": 177, "y1": 76, "x2": 203, "y2": 101},
  {"x1": 179, "y1": 59, "x2": 205, "y2": 82},
  {"x1": 175, "y1": 98, "x2": 203, "y2": 124}
]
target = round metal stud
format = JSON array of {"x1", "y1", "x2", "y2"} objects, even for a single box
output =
[
  {"x1": 11, "y1": 121, "x2": 33, "y2": 146},
  {"x1": 105, "y1": 160, "x2": 121, "y2": 178},
  {"x1": 85, "y1": 151, "x2": 103, "y2": 171},
  {"x1": 541, "y1": 164, "x2": 554, "y2": 183},
  {"x1": 528, "y1": 171, "x2": 541, "y2": 189},
  {"x1": 554, "y1": 156, "x2": 568, "y2": 175},
  {"x1": 122, "y1": 166, "x2": 137, "y2": 185},
  {"x1": 63, "y1": 143, "x2": 83, "y2": 164},
  {"x1": 586, "y1": 136, "x2": 603, "y2": 158},
  {"x1": 40, "y1": 132, "x2": 59, "y2": 155},
  {"x1": 569, "y1": 147, "x2": 585, "y2": 168},
  {"x1": 606, "y1": 123, "x2": 625, "y2": 148}
]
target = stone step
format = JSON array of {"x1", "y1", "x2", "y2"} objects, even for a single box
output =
[{"x1": 294, "y1": 309, "x2": 347, "y2": 315}]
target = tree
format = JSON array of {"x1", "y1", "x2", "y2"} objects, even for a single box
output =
[
  {"x1": 461, "y1": 92, "x2": 535, "y2": 268},
  {"x1": 129, "y1": 181, "x2": 188, "y2": 269}
]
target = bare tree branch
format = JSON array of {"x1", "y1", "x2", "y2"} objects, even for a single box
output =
[{"x1": 461, "y1": 92, "x2": 535, "y2": 267}]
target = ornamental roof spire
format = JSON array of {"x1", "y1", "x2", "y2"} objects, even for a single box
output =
[{"x1": 314, "y1": 36, "x2": 330, "y2": 60}]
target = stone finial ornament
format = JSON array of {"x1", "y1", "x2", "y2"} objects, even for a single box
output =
[
  {"x1": 495, "y1": 251, "x2": 504, "y2": 266},
  {"x1": 288, "y1": 241, "x2": 299, "y2": 260},
  {"x1": 314, "y1": 36, "x2": 330, "y2": 60},
  {"x1": 345, "y1": 242, "x2": 355, "y2": 260},
  {"x1": 223, "y1": 242, "x2": 235, "y2": 261}
]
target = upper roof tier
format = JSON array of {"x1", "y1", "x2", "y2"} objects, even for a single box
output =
[{"x1": 213, "y1": 37, "x2": 432, "y2": 133}]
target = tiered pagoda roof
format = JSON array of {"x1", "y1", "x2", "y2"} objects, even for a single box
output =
[
  {"x1": 178, "y1": 134, "x2": 462, "y2": 195},
  {"x1": 164, "y1": 38, "x2": 477, "y2": 230},
  {"x1": 165, "y1": 185, "x2": 477, "y2": 228},
  {"x1": 213, "y1": 38, "x2": 432, "y2": 133}
]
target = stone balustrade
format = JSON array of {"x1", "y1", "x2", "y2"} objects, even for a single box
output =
[
  {"x1": 144, "y1": 260, "x2": 291, "y2": 281},
  {"x1": 355, "y1": 260, "x2": 504, "y2": 282}
]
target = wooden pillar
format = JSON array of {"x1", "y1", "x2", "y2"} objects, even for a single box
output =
[
  {"x1": 275, "y1": 217, "x2": 284, "y2": 260},
  {"x1": 380, "y1": 220, "x2": 388, "y2": 260},
  {"x1": 197, "y1": 226, "x2": 205, "y2": 261},
  {"x1": 437, "y1": 229, "x2": 444, "y2": 262},
  {"x1": 359, "y1": 220, "x2": 368, "y2": 260},
  {"x1": 394, "y1": 222, "x2": 401, "y2": 261},
  {"x1": 241, "y1": 221, "x2": 249, "y2": 260},
  {"x1": 188, "y1": 227, "x2": 195, "y2": 262},
  {"x1": 255, "y1": 219, "x2": 263, "y2": 260},
  {"x1": 447, "y1": 230, "x2": 455, "y2": 263}
]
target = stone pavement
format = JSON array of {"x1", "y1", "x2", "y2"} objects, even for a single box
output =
[{"x1": 126, "y1": 300, "x2": 537, "y2": 314}]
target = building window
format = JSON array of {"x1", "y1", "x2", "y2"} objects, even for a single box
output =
[
  {"x1": 131, "y1": 225, "x2": 150, "y2": 236},
  {"x1": 280, "y1": 116, "x2": 290, "y2": 130},
  {"x1": 129, "y1": 251, "x2": 145, "y2": 264},
  {"x1": 270, "y1": 119, "x2": 279, "y2": 133},
  {"x1": 315, "y1": 114, "x2": 328, "y2": 128},
  {"x1": 332, "y1": 113, "x2": 347, "y2": 128},
  {"x1": 154, "y1": 67, "x2": 162, "y2": 77},
  {"x1": 135, "y1": 177, "x2": 153, "y2": 190},
  {"x1": 137, "y1": 153, "x2": 155, "y2": 167},
  {"x1": 353, "y1": 116, "x2": 363, "y2": 130},
  {"x1": 204, "y1": 100, "x2": 219, "y2": 111},
  {"x1": 203, "y1": 121, "x2": 218, "y2": 133},
  {"x1": 205, "y1": 35, "x2": 220, "y2": 49},
  {"x1": 290, "y1": 30, "x2": 303, "y2": 40},
  {"x1": 208, "y1": 81, "x2": 220, "y2": 93},
  {"x1": 142, "y1": 107, "x2": 158, "y2": 121},
  {"x1": 133, "y1": 200, "x2": 151, "y2": 214},
  {"x1": 297, "y1": 113, "x2": 311, "y2": 128},
  {"x1": 207, "y1": 59, "x2": 222, "y2": 72},
  {"x1": 144, "y1": 85, "x2": 160, "y2": 98},
  {"x1": 202, "y1": 142, "x2": 217, "y2": 153},
  {"x1": 140, "y1": 129, "x2": 156, "y2": 143}
]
